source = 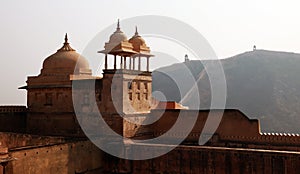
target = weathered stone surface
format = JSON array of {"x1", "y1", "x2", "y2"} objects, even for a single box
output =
[
  {"x1": 6, "y1": 141, "x2": 103, "y2": 174},
  {"x1": 105, "y1": 143, "x2": 300, "y2": 174}
]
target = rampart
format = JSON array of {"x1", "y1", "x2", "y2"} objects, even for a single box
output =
[
  {"x1": 0, "y1": 106, "x2": 27, "y2": 133},
  {"x1": 111, "y1": 143, "x2": 300, "y2": 174},
  {"x1": 6, "y1": 140, "x2": 104, "y2": 174},
  {"x1": 0, "y1": 132, "x2": 68, "y2": 149},
  {"x1": 150, "y1": 109, "x2": 300, "y2": 151},
  {"x1": 0, "y1": 106, "x2": 27, "y2": 113}
]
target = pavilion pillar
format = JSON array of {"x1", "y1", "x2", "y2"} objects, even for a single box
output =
[
  {"x1": 133, "y1": 58, "x2": 135, "y2": 70},
  {"x1": 120, "y1": 56, "x2": 123, "y2": 69},
  {"x1": 114, "y1": 55, "x2": 116, "y2": 70},
  {"x1": 124, "y1": 57, "x2": 127, "y2": 69},
  {"x1": 146, "y1": 57, "x2": 149, "y2": 72},
  {"x1": 104, "y1": 54, "x2": 108, "y2": 70},
  {"x1": 138, "y1": 56, "x2": 141, "y2": 71},
  {"x1": 129, "y1": 57, "x2": 132, "y2": 70}
]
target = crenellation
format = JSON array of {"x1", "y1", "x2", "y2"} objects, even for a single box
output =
[{"x1": 0, "y1": 106, "x2": 27, "y2": 113}]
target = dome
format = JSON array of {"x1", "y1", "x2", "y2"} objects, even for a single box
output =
[
  {"x1": 129, "y1": 27, "x2": 146, "y2": 47},
  {"x1": 108, "y1": 30, "x2": 127, "y2": 44},
  {"x1": 129, "y1": 35, "x2": 146, "y2": 48},
  {"x1": 107, "y1": 20, "x2": 128, "y2": 44},
  {"x1": 128, "y1": 27, "x2": 152, "y2": 55},
  {"x1": 41, "y1": 34, "x2": 91, "y2": 76}
]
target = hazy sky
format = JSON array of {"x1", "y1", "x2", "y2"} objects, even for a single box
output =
[{"x1": 1, "y1": 0, "x2": 300, "y2": 105}]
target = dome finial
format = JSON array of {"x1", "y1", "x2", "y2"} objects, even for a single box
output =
[
  {"x1": 64, "y1": 33, "x2": 68, "y2": 44},
  {"x1": 57, "y1": 33, "x2": 75, "y2": 52},
  {"x1": 135, "y1": 26, "x2": 138, "y2": 35},
  {"x1": 117, "y1": 19, "x2": 120, "y2": 30}
]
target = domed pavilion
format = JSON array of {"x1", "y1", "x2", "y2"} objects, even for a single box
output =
[{"x1": 19, "y1": 34, "x2": 96, "y2": 135}]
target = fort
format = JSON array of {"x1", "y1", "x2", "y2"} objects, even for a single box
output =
[{"x1": 0, "y1": 20, "x2": 300, "y2": 174}]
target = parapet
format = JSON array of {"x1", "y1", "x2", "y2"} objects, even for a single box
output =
[{"x1": 0, "y1": 106, "x2": 27, "y2": 113}]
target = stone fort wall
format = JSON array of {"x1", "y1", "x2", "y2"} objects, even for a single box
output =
[
  {"x1": 6, "y1": 140, "x2": 104, "y2": 174},
  {"x1": 105, "y1": 143, "x2": 300, "y2": 174},
  {"x1": 0, "y1": 106, "x2": 27, "y2": 113},
  {"x1": 149, "y1": 109, "x2": 300, "y2": 151},
  {"x1": 0, "y1": 106, "x2": 27, "y2": 133},
  {"x1": 0, "y1": 132, "x2": 67, "y2": 149}
]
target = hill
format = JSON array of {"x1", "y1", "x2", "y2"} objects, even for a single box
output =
[{"x1": 152, "y1": 50, "x2": 300, "y2": 133}]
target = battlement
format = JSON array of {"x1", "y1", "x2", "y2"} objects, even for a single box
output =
[
  {"x1": 260, "y1": 132, "x2": 300, "y2": 137},
  {"x1": 0, "y1": 106, "x2": 27, "y2": 113}
]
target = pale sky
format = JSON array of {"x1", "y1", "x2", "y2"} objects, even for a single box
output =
[{"x1": 1, "y1": 0, "x2": 300, "y2": 105}]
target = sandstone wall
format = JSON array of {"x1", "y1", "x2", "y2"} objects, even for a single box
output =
[
  {"x1": 6, "y1": 140, "x2": 103, "y2": 174},
  {"x1": 0, "y1": 132, "x2": 67, "y2": 149},
  {"x1": 26, "y1": 112, "x2": 83, "y2": 136},
  {"x1": 150, "y1": 109, "x2": 300, "y2": 150},
  {"x1": 0, "y1": 106, "x2": 27, "y2": 133},
  {"x1": 106, "y1": 143, "x2": 300, "y2": 174}
]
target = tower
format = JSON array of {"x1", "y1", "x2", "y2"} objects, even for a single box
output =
[
  {"x1": 184, "y1": 54, "x2": 189, "y2": 62},
  {"x1": 98, "y1": 20, "x2": 154, "y2": 136},
  {"x1": 20, "y1": 34, "x2": 94, "y2": 136}
]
